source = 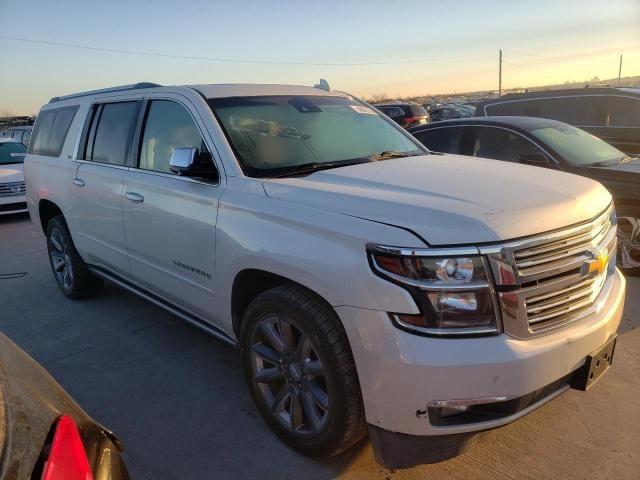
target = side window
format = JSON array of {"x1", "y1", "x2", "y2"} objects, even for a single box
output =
[
  {"x1": 139, "y1": 100, "x2": 205, "y2": 174},
  {"x1": 471, "y1": 127, "x2": 541, "y2": 162},
  {"x1": 29, "y1": 106, "x2": 79, "y2": 157},
  {"x1": 413, "y1": 127, "x2": 465, "y2": 154},
  {"x1": 441, "y1": 108, "x2": 459, "y2": 119},
  {"x1": 379, "y1": 107, "x2": 403, "y2": 118},
  {"x1": 87, "y1": 102, "x2": 138, "y2": 166},
  {"x1": 606, "y1": 96, "x2": 640, "y2": 127}
]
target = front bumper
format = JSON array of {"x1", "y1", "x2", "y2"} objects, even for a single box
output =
[
  {"x1": 337, "y1": 268, "x2": 625, "y2": 437},
  {"x1": 0, "y1": 194, "x2": 27, "y2": 215}
]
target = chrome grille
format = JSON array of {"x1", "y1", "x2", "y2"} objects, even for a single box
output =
[
  {"x1": 483, "y1": 204, "x2": 617, "y2": 339},
  {"x1": 0, "y1": 181, "x2": 26, "y2": 197}
]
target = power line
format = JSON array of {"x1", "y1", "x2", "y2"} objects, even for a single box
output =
[{"x1": 0, "y1": 35, "x2": 487, "y2": 66}]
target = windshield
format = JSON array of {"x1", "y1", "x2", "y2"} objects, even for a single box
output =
[
  {"x1": 208, "y1": 95, "x2": 423, "y2": 177},
  {"x1": 0, "y1": 142, "x2": 27, "y2": 165},
  {"x1": 530, "y1": 124, "x2": 626, "y2": 166}
]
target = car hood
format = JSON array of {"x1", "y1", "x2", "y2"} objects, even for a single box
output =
[
  {"x1": 262, "y1": 155, "x2": 612, "y2": 245},
  {"x1": 0, "y1": 163, "x2": 24, "y2": 183}
]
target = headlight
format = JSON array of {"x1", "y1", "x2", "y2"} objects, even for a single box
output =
[{"x1": 368, "y1": 245, "x2": 499, "y2": 336}]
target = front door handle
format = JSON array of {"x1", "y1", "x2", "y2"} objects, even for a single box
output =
[
  {"x1": 125, "y1": 192, "x2": 145, "y2": 203},
  {"x1": 73, "y1": 178, "x2": 85, "y2": 187}
]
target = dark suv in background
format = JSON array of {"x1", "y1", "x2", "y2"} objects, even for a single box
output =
[
  {"x1": 374, "y1": 103, "x2": 429, "y2": 128},
  {"x1": 409, "y1": 116, "x2": 640, "y2": 274},
  {"x1": 475, "y1": 87, "x2": 640, "y2": 154}
]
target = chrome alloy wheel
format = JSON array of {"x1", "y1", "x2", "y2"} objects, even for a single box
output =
[
  {"x1": 617, "y1": 215, "x2": 640, "y2": 270},
  {"x1": 249, "y1": 315, "x2": 330, "y2": 435},
  {"x1": 49, "y1": 227, "x2": 74, "y2": 290}
]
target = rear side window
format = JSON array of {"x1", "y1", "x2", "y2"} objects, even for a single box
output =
[
  {"x1": 485, "y1": 97, "x2": 608, "y2": 125},
  {"x1": 470, "y1": 126, "x2": 541, "y2": 162},
  {"x1": 407, "y1": 105, "x2": 428, "y2": 116},
  {"x1": 84, "y1": 102, "x2": 139, "y2": 166},
  {"x1": 413, "y1": 127, "x2": 465, "y2": 154},
  {"x1": 29, "y1": 106, "x2": 78, "y2": 157},
  {"x1": 378, "y1": 106, "x2": 404, "y2": 118},
  {"x1": 606, "y1": 96, "x2": 640, "y2": 127}
]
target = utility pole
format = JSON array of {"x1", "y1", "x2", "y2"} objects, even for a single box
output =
[
  {"x1": 618, "y1": 54, "x2": 623, "y2": 86},
  {"x1": 498, "y1": 49, "x2": 503, "y2": 97}
]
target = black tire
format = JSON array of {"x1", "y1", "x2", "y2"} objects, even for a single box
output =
[
  {"x1": 46, "y1": 215, "x2": 103, "y2": 299},
  {"x1": 240, "y1": 284, "x2": 366, "y2": 456},
  {"x1": 616, "y1": 205, "x2": 640, "y2": 276}
]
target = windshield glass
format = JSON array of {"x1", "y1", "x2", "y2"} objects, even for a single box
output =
[
  {"x1": 0, "y1": 142, "x2": 27, "y2": 165},
  {"x1": 530, "y1": 124, "x2": 625, "y2": 166},
  {"x1": 208, "y1": 95, "x2": 423, "y2": 177}
]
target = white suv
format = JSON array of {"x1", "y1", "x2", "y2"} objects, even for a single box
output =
[{"x1": 24, "y1": 82, "x2": 626, "y2": 468}]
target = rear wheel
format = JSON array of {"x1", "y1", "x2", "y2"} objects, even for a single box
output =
[
  {"x1": 617, "y1": 206, "x2": 640, "y2": 276},
  {"x1": 241, "y1": 285, "x2": 366, "y2": 456},
  {"x1": 46, "y1": 216, "x2": 103, "y2": 299}
]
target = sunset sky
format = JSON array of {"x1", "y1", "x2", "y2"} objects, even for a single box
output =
[{"x1": 1, "y1": 0, "x2": 639, "y2": 115}]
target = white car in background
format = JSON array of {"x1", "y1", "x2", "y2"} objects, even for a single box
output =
[{"x1": 0, "y1": 138, "x2": 27, "y2": 215}]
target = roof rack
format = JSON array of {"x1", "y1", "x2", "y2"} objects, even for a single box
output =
[{"x1": 49, "y1": 82, "x2": 162, "y2": 104}]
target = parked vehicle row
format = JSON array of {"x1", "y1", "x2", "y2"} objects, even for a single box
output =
[
  {"x1": 24, "y1": 81, "x2": 625, "y2": 468},
  {"x1": 373, "y1": 103, "x2": 430, "y2": 128},
  {"x1": 409, "y1": 116, "x2": 640, "y2": 274},
  {"x1": 0, "y1": 138, "x2": 28, "y2": 216}
]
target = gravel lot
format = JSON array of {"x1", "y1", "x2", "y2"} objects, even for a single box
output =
[{"x1": 1, "y1": 212, "x2": 638, "y2": 479}]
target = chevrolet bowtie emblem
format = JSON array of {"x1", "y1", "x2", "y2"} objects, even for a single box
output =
[{"x1": 583, "y1": 251, "x2": 609, "y2": 275}]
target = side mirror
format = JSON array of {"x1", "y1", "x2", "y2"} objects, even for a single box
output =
[
  {"x1": 170, "y1": 147, "x2": 218, "y2": 180},
  {"x1": 519, "y1": 152, "x2": 550, "y2": 166}
]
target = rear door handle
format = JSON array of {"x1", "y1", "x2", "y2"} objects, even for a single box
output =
[
  {"x1": 73, "y1": 178, "x2": 85, "y2": 187},
  {"x1": 125, "y1": 192, "x2": 144, "y2": 203}
]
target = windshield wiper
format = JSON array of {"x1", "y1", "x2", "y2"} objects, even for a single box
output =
[
  {"x1": 369, "y1": 151, "x2": 421, "y2": 161},
  {"x1": 591, "y1": 156, "x2": 632, "y2": 167},
  {"x1": 269, "y1": 158, "x2": 372, "y2": 178},
  {"x1": 266, "y1": 151, "x2": 423, "y2": 178}
]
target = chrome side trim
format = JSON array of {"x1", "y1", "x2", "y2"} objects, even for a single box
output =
[
  {"x1": 428, "y1": 395, "x2": 514, "y2": 408},
  {"x1": 88, "y1": 266, "x2": 237, "y2": 347}
]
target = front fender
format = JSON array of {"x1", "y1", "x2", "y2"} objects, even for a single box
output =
[{"x1": 215, "y1": 178, "x2": 425, "y2": 331}]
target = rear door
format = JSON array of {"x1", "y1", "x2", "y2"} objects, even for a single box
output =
[
  {"x1": 122, "y1": 96, "x2": 223, "y2": 323},
  {"x1": 411, "y1": 126, "x2": 467, "y2": 154},
  {"x1": 466, "y1": 125, "x2": 552, "y2": 164},
  {"x1": 70, "y1": 100, "x2": 141, "y2": 277}
]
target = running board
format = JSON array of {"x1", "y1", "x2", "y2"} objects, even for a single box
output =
[{"x1": 88, "y1": 266, "x2": 237, "y2": 347}]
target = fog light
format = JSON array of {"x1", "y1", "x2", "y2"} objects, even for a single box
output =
[{"x1": 439, "y1": 405, "x2": 470, "y2": 418}]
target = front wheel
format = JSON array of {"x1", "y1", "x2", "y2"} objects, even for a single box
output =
[
  {"x1": 241, "y1": 285, "x2": 366, "y2": 456},
  {"x1": 617, "y1": 206, "x2": 640, "y2": 276}
]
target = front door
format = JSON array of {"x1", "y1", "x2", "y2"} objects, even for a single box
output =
[{"x1": 122, "y1": 98, "x2": 223, "y2": 323}]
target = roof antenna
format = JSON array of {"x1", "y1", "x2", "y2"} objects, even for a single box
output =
[{"x1": 314, "y1": 79, "x2": 331, "y2": 91}]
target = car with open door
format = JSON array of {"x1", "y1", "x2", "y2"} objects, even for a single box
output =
[{"x1": 409, "y1": 116, "x2": 640, "y2": 274}]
